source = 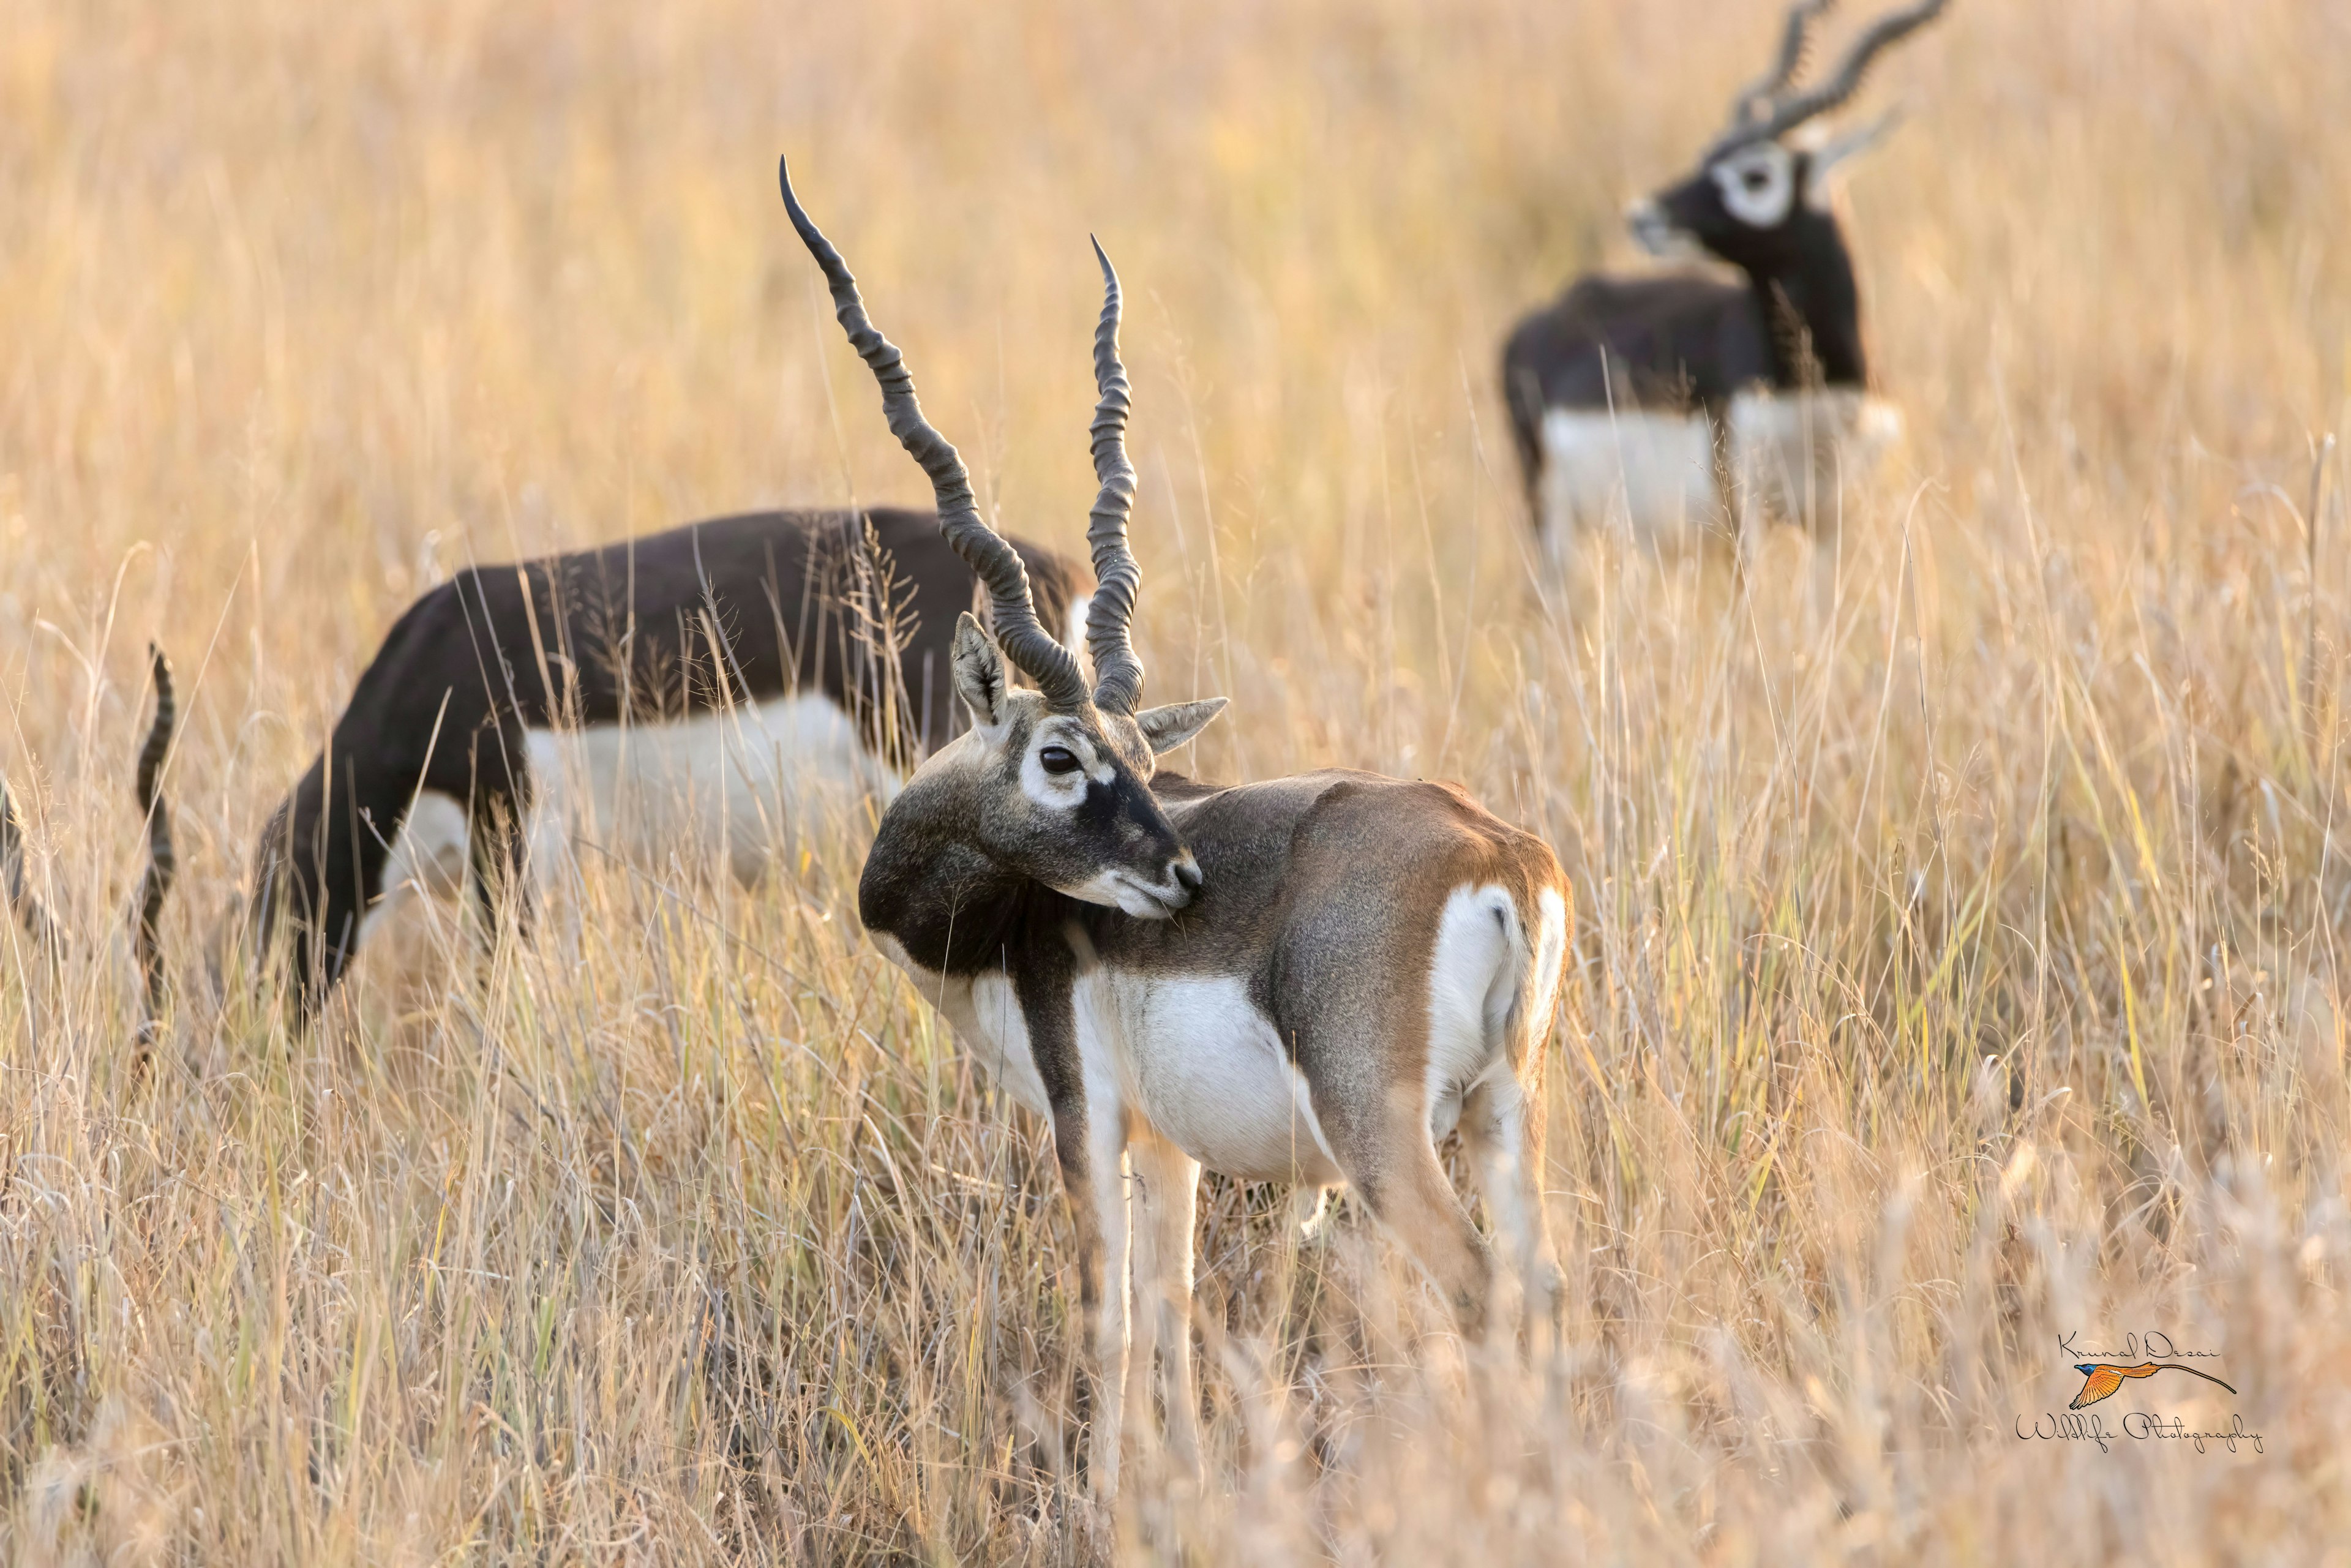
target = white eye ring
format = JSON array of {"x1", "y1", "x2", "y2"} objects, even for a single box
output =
[{"x1": 1711, "y1": 144, "x2": 1794, "y2": 228}]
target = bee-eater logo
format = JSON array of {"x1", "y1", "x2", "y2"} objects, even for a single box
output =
[{"x1": 2068, "y1": 1362, "x2": 2238, "y2": 1410}]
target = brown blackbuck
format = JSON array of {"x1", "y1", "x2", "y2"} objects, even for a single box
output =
[{"x1": 782, "y1": 160, "x2": 1572, "y2": 1495}]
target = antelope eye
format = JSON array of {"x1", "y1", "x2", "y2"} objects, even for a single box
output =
[
  {"x1": 1743, "y1": 168, "x2": 1771, "y2": 190},
  {"x1": 1039, "y1": 745, "x2": 1081, "y2": 776}
]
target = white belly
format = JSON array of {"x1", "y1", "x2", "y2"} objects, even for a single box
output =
[
  {"x1": 524, "y1": 691, "x2": 898, "y2": 882},
  {"x1": 362, "y1": 692, "x2": 893, "y2": 935},
  {"x1": 1538, "y1": 407, "x2": 1717, "y2": 548},
  {"x1": 1537, "y1": 391, "x2": 1904, "y2": 550},
  {"x1": 1727, "y1": 389, "x2": 1903, "y2": 520},
  {"x1": 872, "y1": 881, "x2": 1555, "y2": 1191},
  {"x1": 883, "y1": 945, "x2": 1343, "y2": 1185},
  {"x1": 1082, "y1": 971, "x2": 1344, "y2": 1185}
]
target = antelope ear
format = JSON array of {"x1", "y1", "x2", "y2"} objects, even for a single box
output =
[
  {"x1": 1805, "y1": 105, "x2": 1903, "y2": 204},
  {"x1": 1134, "y1": 697, "x2": 1228, "y2": 756},
  {"x1": 950, "y1": 613, "x2": 1011, "y2": 735}
]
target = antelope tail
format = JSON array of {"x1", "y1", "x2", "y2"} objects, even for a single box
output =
[
  {"x1": 133, "y1": 644, "x2": 177, "y2": 1052},
  {"x1": 2, "y1": 771, "x2": 60, "y2": 955}
]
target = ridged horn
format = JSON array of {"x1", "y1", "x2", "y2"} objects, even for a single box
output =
[
  {"x1": 1713, "y1": 0, "x2": 1949, "y2": 155},
  {"x1": 778, "y1": 158, "x2": 1088, "y2": 710},
  {"x1": 1728, "y1": 0, "x2": 1835, "y2": 132},
  {"x1": 133, "y1": 643, "x2": 176, "y2": 1049},
  {"x1": 1084, "y1": 238, "x2": 1144, "y2": 715}
]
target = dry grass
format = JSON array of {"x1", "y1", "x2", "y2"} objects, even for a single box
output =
[{"x1": 5, "y1": 0, "x2": 2351, "y2": 1559}]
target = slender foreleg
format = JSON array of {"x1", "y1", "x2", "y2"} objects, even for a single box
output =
[
  {"x1": 1013, "y1": 957, "x2": 1131, "y2": 1499},
  {"x1": 462, "y1": 724, "x2": 534, "y2": 946},
  {"x1": 1128, "y1": 1127, "x2": 1203, "y2": 1478},
  {"x1": 1082, "y1": 1097, "x2": 1133, "y2": 1498}
]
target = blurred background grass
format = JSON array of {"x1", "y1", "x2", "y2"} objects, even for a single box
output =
[{"x1": 4, "y1": 0, "x2": 2350, "y2": 1560}]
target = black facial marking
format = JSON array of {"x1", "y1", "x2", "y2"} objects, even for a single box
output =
[
  {"x1": 1649, "y1": 148, "x2": 1862, "y2": 386},
  {"x1": 860, "y1": 696, "x2": 1210, "y2": 961},
  {"x1": 1078, "y1": 776, "x2": 1122, "y2": 829}
]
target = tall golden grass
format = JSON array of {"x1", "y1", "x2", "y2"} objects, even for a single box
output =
[{"x1": 4, "y1": 0, "x2": 2349, "y2": 1559}]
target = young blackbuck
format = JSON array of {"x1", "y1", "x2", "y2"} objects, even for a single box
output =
[
  {"x1": 782, "y1": 162, "x2": 1572, "y2": 1494},
  {"x1": 1502, "y1": 0, "x2": 1949, "y2": 570},
  {"x1": 246, "y1": 506, "x2": 1086, "y2": 1016}
]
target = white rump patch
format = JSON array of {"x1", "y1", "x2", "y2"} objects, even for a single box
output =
[
  {"x1": 1528, "y1": 887, "x2": 1570, "y2": 1048},
  {"x1": 1423, "y1": 883, "x2": 1525, "y2": 1138}
]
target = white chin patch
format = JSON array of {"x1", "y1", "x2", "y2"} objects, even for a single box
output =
[
  {"x1": 1711, "y1": 141, "x2": 1795, "y2": 228},
  {"x1": 1065, "y1": 868, "x2": 1185, "y2": 920}
]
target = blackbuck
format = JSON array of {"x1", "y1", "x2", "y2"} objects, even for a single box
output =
[
  {"x1": 1, "y1": 646, "x2": 179, "y2": 1054},
  {"x1": 246, "y1": 508, "x2": 1087, "y2": 1015},
  {"x1": 1502, "y1": 0, "x2": 1948, "y2": 570},
  {"x1": 782, "y1": 161, "x2": 1572, "y2": 1495}
]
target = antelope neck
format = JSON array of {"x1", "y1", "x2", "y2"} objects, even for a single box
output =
[
  {"x1": 1747, "y1": 213, "x2": 1867, "y2": 388},
  {"x1": 858, "y1": 823, "x2": 1067, "y2": 977}
]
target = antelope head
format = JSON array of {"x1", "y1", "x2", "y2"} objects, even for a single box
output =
[
  {"x1": 1629, "y1": 0, "x2": 1949, "y2": 268},
  {"x1": 779, "y1": 162, "x2": 1225, "y2": 924}
]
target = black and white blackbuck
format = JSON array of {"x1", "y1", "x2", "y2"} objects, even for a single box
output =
[
  {"x1": 245, "y1": 507, "x2": 1089, "y2": 1015},
  {"x1": 781, "y1": 161, "x2": 1572, "y2": 1495},
  {"x1": 1501, "y1": 0, "x2": 1949, "y2": 569}
]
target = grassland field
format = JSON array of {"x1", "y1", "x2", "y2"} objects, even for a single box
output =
[{"x1": 4, "y1": 0, "x2": 2350, "y2": 1561}]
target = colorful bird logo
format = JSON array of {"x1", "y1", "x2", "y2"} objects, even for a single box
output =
[{"x1": 2069, "y1": 1362, "x2": 2238, "y2": 1409}]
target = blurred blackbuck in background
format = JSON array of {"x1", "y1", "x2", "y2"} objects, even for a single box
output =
[
  {"x1": 1502, "y1": 0, "x2": 1950, "y2": 576},
  {"x1": 783, "y1": 161, "x2": 1572, "y2": 1498}
]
